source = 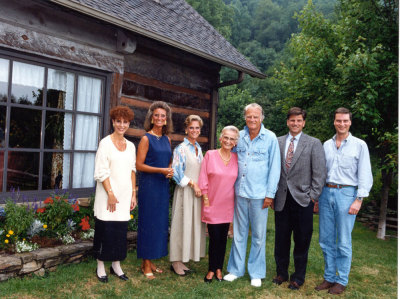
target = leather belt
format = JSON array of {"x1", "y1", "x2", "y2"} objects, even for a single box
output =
[{"x1": 326, "y1": 183, "x2": 355, "y2": 189}]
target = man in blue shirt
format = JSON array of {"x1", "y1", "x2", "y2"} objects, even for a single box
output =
[
  {"x1": 223, "y1": 103, "x2": 281, "y2": 287},
  {"x1": 315, "y1": 107, "x2": 373, "y2": 295}
]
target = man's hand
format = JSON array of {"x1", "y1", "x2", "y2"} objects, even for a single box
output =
[
  {"x1": 313, "y1": 201, "x2": 319, "y2": 214},
  {"x1": 262, "y1": 197, "x2": 273, "y2": 209},
  {"x1": 348, "y1": 199, "x2": 362, "y2": 215}
]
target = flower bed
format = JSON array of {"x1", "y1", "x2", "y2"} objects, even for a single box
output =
[{"x1": 0, "y1": 193, "x2": 138, "y2": 282}]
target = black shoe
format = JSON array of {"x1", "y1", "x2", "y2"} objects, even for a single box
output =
[
  {"x1": 96, "y1": 269, "x2": 108, "y2": 283},
  {"x1": 170, "y1": 265, "x2": 186, "y2": 276},
  {"x1": 110, "y1": 266, "x2": 129, "y2": 281},
  {"x1": 288, "y1": 281, "x2": 300, "y2": 290},
  {"x1": 214, "y1": 275, "x2": 223, "y2": 282},
  {"x1": 184, "y1": 269, "x2": 195, "y2": 274},
  {"x1": 204, "y1": 275, "x2": 213, "y2": 283}
]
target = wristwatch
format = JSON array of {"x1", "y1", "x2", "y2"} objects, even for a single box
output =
[{"x1": 355, "y1": 197, "x2": 363, "y2": 202}]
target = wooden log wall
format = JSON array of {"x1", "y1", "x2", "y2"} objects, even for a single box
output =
[{"x1": 120, "y1": 37, "x2": 221, "y2": 152}]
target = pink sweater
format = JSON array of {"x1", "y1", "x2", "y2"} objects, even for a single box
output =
[{"x1": 198, "y1": 150, "x2": 238, "y2": 224}]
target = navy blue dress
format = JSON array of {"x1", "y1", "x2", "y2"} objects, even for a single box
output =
[{"x1": 137, "y1": 133, "x2": 172, "y2": 259}]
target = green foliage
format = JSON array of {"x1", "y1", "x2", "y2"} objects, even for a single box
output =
[
  {"x1": 36, "y1": 194, "x2": 75, "y2": 237},
  {"x1": 4, "y1": 200, "x2": 34, "y2": 238}
]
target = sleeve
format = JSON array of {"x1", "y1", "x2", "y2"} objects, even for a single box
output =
[
  {"x1": 172, "y1": 144, "x2": 190, "y2": 187},
  {"x1": 198, "y1": 151, "x2": 209, "y2": 195},
  {"x1": 310, "y1": 138, "x2": 327, "y2": 201},
  {"x1": 357, "y1": 141, "x2": 373, "y2": 197},
  {"x1": 93, "y1": 139, "x2": 111, "y2": 183},
  {"x1": 265, "y1": 136, "x2": 281, "y2": 198}
]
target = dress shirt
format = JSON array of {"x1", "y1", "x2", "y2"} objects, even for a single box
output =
[
  {"x1": 284, "y1": 132, "x2": 302, "y2": 156},
  {"x1": 324, "y1": 133, "x2": 373, "y2": 197},
  {"x1": 172, "y1": 138, "x2": 203, "y2": 187},
  {"x1": 234, "y1": 124, "x2": 281, "y2": 199}
]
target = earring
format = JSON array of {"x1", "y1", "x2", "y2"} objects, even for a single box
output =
[
  {"x1": 164, "y1": 120, "x2": 167, "y2": 125},
  {"x1": 185, "y1": 131, "x2": 187, "y2": 134},
  {"x1": 151, "y1": 119, "x2": 154, "y2": 124}
]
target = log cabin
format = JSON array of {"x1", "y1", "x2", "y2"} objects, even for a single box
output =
[{"x1": 0, "y1": 0, "x2": 264, "y2": 201}]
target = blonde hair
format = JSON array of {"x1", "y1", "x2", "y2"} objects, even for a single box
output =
[{"x1": 184, "y1": 115, "x2": 203, "y2": 128}]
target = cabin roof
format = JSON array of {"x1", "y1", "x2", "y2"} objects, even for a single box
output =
[{"x1": 49, "y1": 0, "x2": 265, "y2": 78}]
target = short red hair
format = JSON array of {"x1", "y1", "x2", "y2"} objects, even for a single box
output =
[{"x1": 109, "y1": 106, "x2": 134, "y2": 121}]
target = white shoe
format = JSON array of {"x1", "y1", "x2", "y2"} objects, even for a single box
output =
[
  {"x1": 251, "y1": 278, "x2": 262, "y2": 287},
  {"x1": 223, "y1": 273, "x2": 238, "y2": 282}
]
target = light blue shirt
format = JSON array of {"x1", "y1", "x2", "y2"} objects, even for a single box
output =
[
  {"x1": 324, "y1": 133, "x2": 373, "y2": 197},
  {"x1": 172, "y1": 138, "x2": 203, "y2": 187},
  {"x1": 284, "y1": 131, "x2": 302, "y2": 156},
  {"x1": 234, "y1": 124, "x2": 281, "y2": 199}
]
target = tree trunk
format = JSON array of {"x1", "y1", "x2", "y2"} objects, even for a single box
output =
[{"x1": 376, "y1": 168, "x2": 393, "y2": 240}]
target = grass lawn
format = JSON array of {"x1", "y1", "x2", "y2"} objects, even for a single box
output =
[{"x1": 0, "y1": 211, "x2": 397, "y2": 299}]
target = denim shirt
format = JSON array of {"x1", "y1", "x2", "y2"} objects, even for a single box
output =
[
  {"x1": 172, "y1": 138, "x2": 203, "y2": 187},
  {"x1": 234, "y1": 124, "x2": 281, "y2": 199},
  {"x1": 324, "y1": 133, "x2": 373, "y2": 197}
]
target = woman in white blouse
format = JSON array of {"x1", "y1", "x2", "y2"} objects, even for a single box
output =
[{"x1": 93, "y1": 106, "x2": 137, "y2": 283}]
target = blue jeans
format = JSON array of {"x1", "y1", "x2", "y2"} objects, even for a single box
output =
[
  {"x1": 319, "y1": 186, "x2": 357, "y2": 286},
  {"x1": 227, "y1": 196, "x2": 268, "y2": 279}
]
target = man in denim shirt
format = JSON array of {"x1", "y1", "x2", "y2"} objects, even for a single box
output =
[
  {"x1": 315, "y1": 107, "x2": 372, "y2": 295},
  {"x1": 224, "y1": 103, "x2": 281, "y2": 287}
]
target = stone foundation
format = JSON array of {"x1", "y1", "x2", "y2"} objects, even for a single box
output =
[{"x1": 0, "y1": 231, "x2": 137, "y2": 282}]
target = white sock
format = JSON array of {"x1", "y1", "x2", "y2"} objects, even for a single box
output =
[
  {"x1": 97, "y1": 260, "x2": 106, "y2": 277},
  {"x1": 112, "y1": 261, "x2": 124, "y2": 276}
]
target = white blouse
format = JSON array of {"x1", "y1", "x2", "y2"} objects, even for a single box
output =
[{"x1": 93, "y1": 135, "x2": 136, "y2": 221}]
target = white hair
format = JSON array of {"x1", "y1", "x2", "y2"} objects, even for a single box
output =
[
  {"x1": 243, "y1": 103, "x2": 264, "y2": 121},
  {"x1": 220, "y1": 125, "x2": 240, "y2": 139}
]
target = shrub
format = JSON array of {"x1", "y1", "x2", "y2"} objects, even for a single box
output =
[{"x1": 4, "y1": 199, "x2": 35, "y2": 238}]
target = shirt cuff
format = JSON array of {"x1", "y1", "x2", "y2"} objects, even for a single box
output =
[
  {"x1": 265, "y1": 191, "x2": 275, "y2": 199},
  {"x1": 356, "y1": 189, "x2": 370, "y2": 198},
  {"x1": 179, "y1": 176, "x2": 190, "y2": 187}
]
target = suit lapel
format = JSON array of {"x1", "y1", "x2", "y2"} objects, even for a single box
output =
[
  {"x1": 289, "y1": 133, "x2": 307, "y2": 168},
  {"x1": 279, "y1": 134, "x2": 288, "y2": 174}
]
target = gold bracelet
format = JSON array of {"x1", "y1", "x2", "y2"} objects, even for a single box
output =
[{"x1": 107, "y1": 189, "x2": 112, "y2": 193}]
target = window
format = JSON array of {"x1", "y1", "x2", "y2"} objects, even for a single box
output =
[{"x1": 0, "y1": 54, "x2": 107, "y2": 196}]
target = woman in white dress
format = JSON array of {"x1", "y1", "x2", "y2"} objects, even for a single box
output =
[
  {"x1": 169, "y1": 115, "x2": 206, "y2": 275},
  {"x1": 93, "y1": 106, "x2": 137, "y2": 283}
]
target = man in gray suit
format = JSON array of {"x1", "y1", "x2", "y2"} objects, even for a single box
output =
[{"x1": 272, "y1": 107, "x2": 326, "y2": 290}]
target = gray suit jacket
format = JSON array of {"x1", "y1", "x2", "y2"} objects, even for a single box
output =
[{"x1": 274, "y1": 133, "x2": 327, "y2": 211}]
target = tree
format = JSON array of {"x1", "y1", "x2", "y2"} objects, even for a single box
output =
[{"x1": 275, "y1": 0, "x2": 398, "y2": 238}]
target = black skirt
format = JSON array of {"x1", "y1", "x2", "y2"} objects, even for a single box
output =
[{"x1": 93, "y1": 218, "x2": 128, "y2": 261}]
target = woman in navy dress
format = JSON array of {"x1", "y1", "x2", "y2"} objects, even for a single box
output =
[{"x1": 136, "y1": 101, "x2": 174, "y2": 279}]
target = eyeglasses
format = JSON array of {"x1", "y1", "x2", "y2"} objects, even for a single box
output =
[{"x1": 222, "y1": 136, "x2": 237, "y2": 142}]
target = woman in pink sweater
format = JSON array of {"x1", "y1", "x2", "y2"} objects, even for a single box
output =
[{"x1": 198, "y1": 125, "x2": 239, "y2": 283}]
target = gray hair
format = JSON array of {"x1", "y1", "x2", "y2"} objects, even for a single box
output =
[
  {"x1": 243, "y1": 103, "x2": 264, "y2": 121},
  {"x1": 220, "y1": 125, "x2": 240, "y2": 139}
]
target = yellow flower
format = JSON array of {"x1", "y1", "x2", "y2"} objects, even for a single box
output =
[
  {"x1": 8, "y1": 230, "x2": 14, "y2": 235},
  {"x1": 6, "y1": 234, "x2": 10, "y2": 238},
  {"x1": 4, "y1": 239, "x2": 8, "y2": 244},
  {"x1": 130, "y1": 214, "x2": 134, "y2": 219},
  {"x1": 43, "y1": 224, "x2": 48, "y2": 229},
  {"x1": 23, "y1": 238, "x2": 26, "y2": 241}
]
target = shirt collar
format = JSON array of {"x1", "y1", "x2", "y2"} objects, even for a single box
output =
[
  {"x1": 288, "y1": 131, "x2": 302, "y2": 141},
  {"x1": 183, "y1": 137, "x2": 200, "y2": 149},
  {"x1": 332, "y1": 132, "x2": 352, "y2": 142},
  {"x1": 244, "y1": 124, "x2": 266, "y2": 140}
]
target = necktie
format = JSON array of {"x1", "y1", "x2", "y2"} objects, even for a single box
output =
[{"x1": 285, "y1": 137, "x2": 295, "y2": 170}]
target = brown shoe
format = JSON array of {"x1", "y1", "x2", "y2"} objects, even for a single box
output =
[
  {"x1": 328, "y1": 283, "x2": 346, "y2": 295},
  {"x1": 315, "y1": 279, "x2": 335, "y2": 291},
  {"x1": 272, "y1": 275, "x2": 288, "y2": 285}
]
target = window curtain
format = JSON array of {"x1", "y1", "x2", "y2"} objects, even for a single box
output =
[
  {"x1": 73, "y1": 75, "x2": 101, "y2": 188},
  {"x1": 47, "y1": 69, "x2": 74, "y2": 189}
]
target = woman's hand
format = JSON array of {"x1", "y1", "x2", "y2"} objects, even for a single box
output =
[
  {"x1": 107, "y1": 192, "x2": 119, "y2": 212},
  {"x1": 193, "y1": 183, "x2": 201, "y2": 198},
  {"x1": 130, "y1": 195, "x2": 137, "y2": 210},
  {"x1": 162, "y1": 168, "x2": 174, "y2": 178},
  {"x1": 202, "y1": 194, "x2": 210, "y2": 207}
]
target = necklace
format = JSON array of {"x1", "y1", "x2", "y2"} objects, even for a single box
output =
[
  {"x1": 151, "y1": 130, "x2": 162, "y2": 140},
  {"x1": 218, "y1": 149, "x2": 231, "y2": 163}
]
